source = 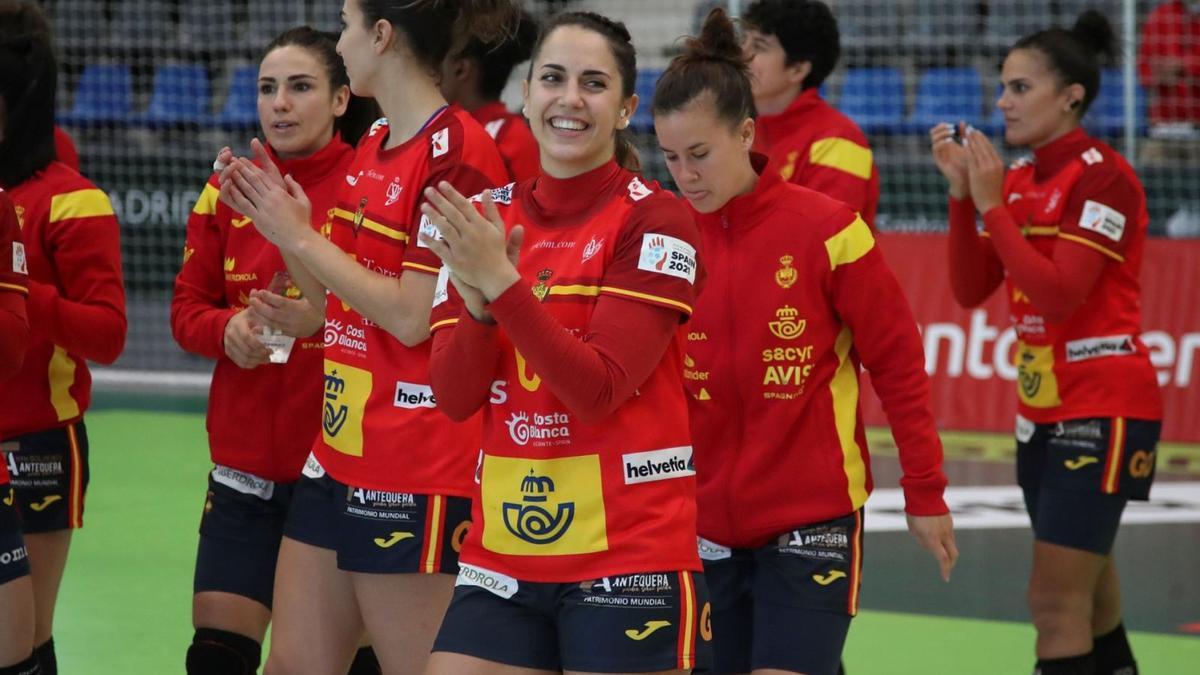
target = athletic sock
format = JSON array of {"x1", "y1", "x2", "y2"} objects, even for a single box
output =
[
  {"x1": 346, "y1": 646, "x2": 382, "y2": 675},
  {"x1": 33, "y1": 638, "x2": 54, "y2": 675},
  {"x1": 185, "y1": 628, "x2": 261, "y2": 675},
  {"x1": 1093, "y1": 623, "x2": 1138, "y2": 675},
  {"x1": 0, "y1": 651, "x2": 40, "y2": 675},
  {"x1": 1033, "y1": 651, "x2": 1095, "y2": 675}
]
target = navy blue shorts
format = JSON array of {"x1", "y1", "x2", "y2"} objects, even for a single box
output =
[
  {"x1": 1017, "y1": 416, "x2": 1161, "y2": 554},
  {"x1": 283, "y1": 454, "x2": 470, "y2": 574},
  {"x1": 0, "y1": 482, "x2": 30, "y2": 585},
  {"x1": 2, "y1": 421, "x2": 89, "y2": 532},
  {"x1": 194, "y1": 465, "x2": 295, "y2": 608},
  {"x1": 700, "y1": 511, "x2": 863, "y2": 675},
  {"x1": 434, "y1": 565, "x2": 712, "y2": 672}
]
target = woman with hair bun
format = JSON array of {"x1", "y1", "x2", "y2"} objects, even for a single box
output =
[
  {"x1": 655, "y1": 8, "x2": 956, "y2": 675},
  {"x1": 931, "y1": 10, "x2": 1161, "y2": 675},
  {"x1": 217, "y1": 1, "x2": 516, "y2": 672},
  {"x1": 422, "y1": 10, "x2": 710, "y2": 675}
]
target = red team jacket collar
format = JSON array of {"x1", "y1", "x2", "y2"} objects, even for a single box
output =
[
  {"x1": 693, "y1": 152, "x2": 783, "y2": 232},
  {"x1": 265, "y1": 134, "x2": 355, "y2": 186},
  {"x1": 472, "y1": 101, "x2": 511, "y2": 122},
  {"x1": 1032, "y1": 127, "x2": 1092, "y2": 181},
  {"x1": 527, "y1": 158, "x2": 624, "y2": 226}
]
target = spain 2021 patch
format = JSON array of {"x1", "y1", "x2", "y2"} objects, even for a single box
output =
[
  {"x1": 1078, "y1": 200, "x2": 1126, "y2": 243},
  {"x1": 12, "y1": 242, "x2": 26, "y2": 275},
  {"x1": 637, "y1": 233, "x2": 697, "y2": 284}
]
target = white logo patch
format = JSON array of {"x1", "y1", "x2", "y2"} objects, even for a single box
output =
[
  {"x1": 457, "y1": 563, "x2": 518, "y2": 599},
  {"x1": 637, "y1": 233, "x2": 696, "y2": 284},
  {"x1": 582, "y1": 236, "x2": 604, "y2": 262},
  {"x1": 384, "y1": 178, "x2": 402, "y2": 207},
  {"x1": 302, "y1": 452, "x2": 326, "y2": 479},
  {"x1": 1015, "y1": 415, "x2": 1035, "y2": 443},
  {"x1": 394, "y1": 381, "x2": 437, "y2": 409},
  {"x1": 622, "y1": 446, "x2": 695, "y2": 485},
  {"x1": 432, "y1": 265, "x2": 451, "y2": 308},
  {"x1": 368, "y1": 117, "x2": 388, "y2": 137},
  {"x1": 431, "y1": 128, "x2": 450, "y2": 158},
  {"x1": 12, "y1": 242, "x2": 26, "y2": 275},
  {"x1": 1065, "y1": 335, "x2": 1136, "y2": 362},
  {"x1": 212, "y1": 465, "x2": 275, "y2": 500},
  {"x1": 627, "y1": 176, "x2": 653, "y2": 202},
  {"x1": 698, "y1": 537, "x2": 732, "y2": 561},
  {"x1": 484, "y1": 119, "x2": 506, "y2": 139},
  {"x1": 417, "y1": 214, "x2": 441, "y2": 249},
  {"x1": 1078, "y1": 200, "x2": 1126, "y2": 242}
]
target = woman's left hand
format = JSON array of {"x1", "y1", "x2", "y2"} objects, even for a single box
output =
[
  {"x1": 964, "y1": 128, "x2": 1006, "y2": 213},
  {"x1": 419, "y1": 183, "x2": 523, "y2": 302},
  {"x1": 219, "y1": 140, "x2": 315, "y2": 252}
]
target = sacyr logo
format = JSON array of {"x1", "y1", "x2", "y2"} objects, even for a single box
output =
[
  {"x1": 625, "y1": 620, "x2": 671, "y2": 641},
  {"x1": 502, "y1": 469, "x2": 574, "y2": 545}
]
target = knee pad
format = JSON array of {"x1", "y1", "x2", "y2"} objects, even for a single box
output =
[
  {"x1": 0, "y1": 651, "x2": 40, "y2": 675},
  {"x1": 186, "y1": 628, "x2": 261, "y2": 675},
  {"x1": 346, "y1": 646, "x2": 382, "y2": 675}
]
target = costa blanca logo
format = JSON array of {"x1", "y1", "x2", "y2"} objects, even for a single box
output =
[
  {"x1": 323, "y1": 319, "x2": 343, "y2": 347},
  {"x1": 393, "y1": 381, "x2": 437, "y2": 409},
  {"x1": 627, "y1": 176, "x2": 653, "y2": 201},
  {"x1": 431, "y1": 128, "x2": 450, "y2": 158},
  {"x1": 502, "y1": 469, "x2": 575, "y2": 545},
  {"x1": 12, "y1": 242, "x2": 26, "y2": 275},
  {"x1": 506, "y1": 411, "x2": 570, "y2": 446},
  {"x1": 324, "y1": 319, "x2": 367, "y2": 353},
  {"x1": 638, "y1": 233, "x2": 696, "y2": 284},
  {"x1": 385, "y1": 178, "x2": 403, "y2": 207}
]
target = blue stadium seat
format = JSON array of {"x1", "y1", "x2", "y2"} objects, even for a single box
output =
[
  {"x1": 216, "y1": 65, "x2": 260, "y2": 129},
  {"x1": 1086, "y1": 69, "x2": 1148, "y2": 138},
  {"x1": 905, "y1": 67, "x2": 984, "y2": 134},
  {"x1": 140, "y1": 65, "x2": 212, "y2": 126},
  {"x1": 630, "y1": 68, "x2": 663, "y2": 133},
  {"x1": 59, "y1": 65, "x2": 135, "y2": 127},
  {"x1": 838, "y1": 67, "x2": 906, "y2": 135}
]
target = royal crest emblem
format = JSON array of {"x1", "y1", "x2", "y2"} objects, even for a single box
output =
[{"x1": 775, "y1": 255, "x2": 797, "y2": 289}]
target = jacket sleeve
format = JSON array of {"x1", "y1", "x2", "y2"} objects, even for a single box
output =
[
  {"x1": 798, "y1": 136, "x2": 875, "y2": 219},
  {"x1": 171, "y1": 180, "x2": 236, "y2": 360},
  {"x1": 947, "y1": 196, "x2": 1005, "y2": 307},
  {"x1": 26, "y1": 187, "x2": 126, "y2": 364},
  {"x1": 0, "y1": 194, "x2": 28, "y2": 378},
  {"x1": 825, "y1": 212, "x2": 949, "y2": 515}
]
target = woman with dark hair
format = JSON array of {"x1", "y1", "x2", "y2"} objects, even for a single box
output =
[
  {"x1": 653, "y1": 8, "x2": 956, "y2": 675},
  {"x1": 421, "y1": 11, "x2": 710, "y2": 675},
  {"x1": 217, "y1": 1, "x2": 515, "y2": 672},
  {"x1": 0, "y1": 189, "x2": 36, "y2": 675},
  {"x1": 740, "y1": 0, "x2": 880, "y2": 229},
  {"x1": 171, "y1": 26, "x2": 381, "y2": 675},
  {"x1": 931, "y1": 11, "x2": 1160, "y2": 675},
  {"x1": 0, "y1": 3, "x2": 126, "y2": 673},
  {"x1": 440, "y1": 8, "x2": 541, "y2": 182}
]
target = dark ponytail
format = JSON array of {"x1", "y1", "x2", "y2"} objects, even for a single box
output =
[
  {"x1": 359, "y1": 0, "x2": 520, "y2": 76},
  {"x1": 0, "y1": 0, "x2": 57, "y2": 187},
  {"x1": 457, "y1": 9, "x2": 540, "y2": 101},
  {"x1": 1012, "y1": 9, "x2": 1119, "y2": 117},
  {"x1": 653, "y1": 7, "x2": 756, "y2": 127},
  {"x1": 264, "y1": 26, "x2": 382, "y2": 146},
  {"x1": 529, "y1": 11, "x2": 641, "y2": 172}
]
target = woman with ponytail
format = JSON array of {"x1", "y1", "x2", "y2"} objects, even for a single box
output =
[
  {"x1": 655, "y1": 9, "x2": 956, "y2": 674},
  {"x1": 172, "y1": 26, "x2": 384, "y2": 675},
  {"x1": 217, "y1": 1, "x2": 515, "y2": 672},
  {"x1": 421, "y1": 11, "x2": 710, "y2": 675},
  {"x1": 930, "y1": 11, "x2": 1160, "y2": 675}
]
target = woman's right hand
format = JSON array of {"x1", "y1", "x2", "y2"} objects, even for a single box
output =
[
  {"x1": 223, "y1": 309, "x2": 272, "y2": 369},
  {"x1": 930, "y1": 122, "x2": 970, "y2": 200}
]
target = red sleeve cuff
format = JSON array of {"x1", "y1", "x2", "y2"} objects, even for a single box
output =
[
  {"x1": 902, "y1": 483, "x2": 950, "y2": 516},
  {"x1": 486, "y1": 278, "x2": 533, "y2": 318}
]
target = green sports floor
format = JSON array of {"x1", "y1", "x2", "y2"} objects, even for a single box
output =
[{"x1": 50, "y1": 408, "x2": 1200, "y2": 673}]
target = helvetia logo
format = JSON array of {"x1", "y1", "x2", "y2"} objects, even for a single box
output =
[
  {"x1": 622, "y1": 447, "x2": 695, "y2": 485},
  {"x1": 502, "y1": 469, "x2": 575, "y2": 545}
]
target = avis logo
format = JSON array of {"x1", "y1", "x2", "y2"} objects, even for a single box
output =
[
  {"x1": 502, "y1": 469, "x2": 574, "y2": 545},
  {"x1": 323, "y1": 370, "x2": 349, "y2": 437}
]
